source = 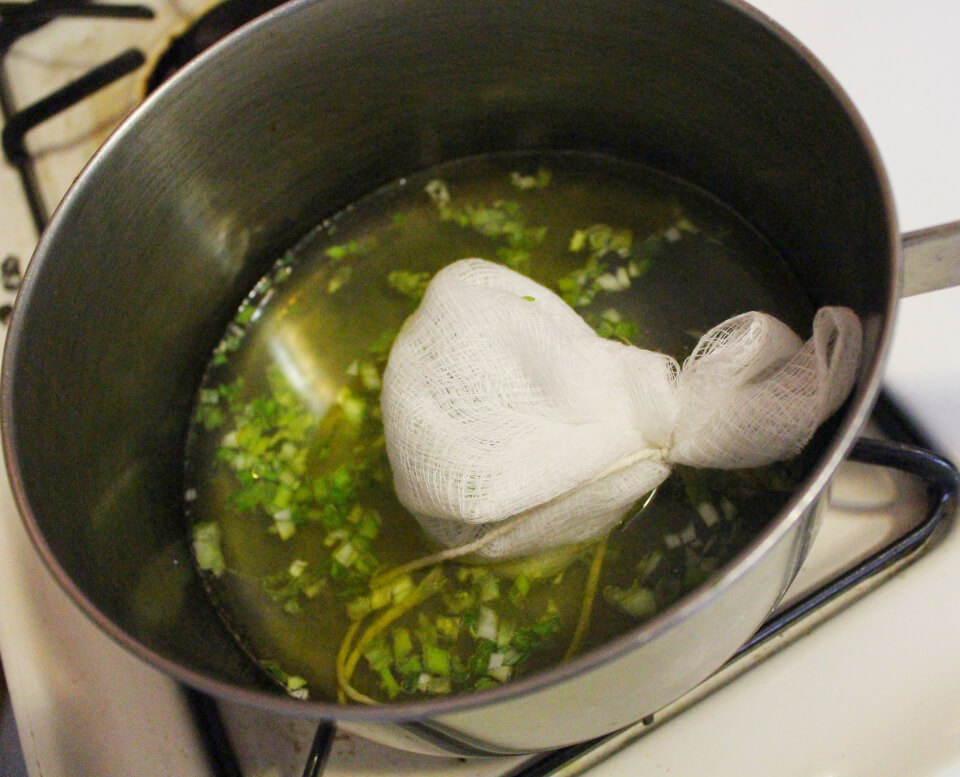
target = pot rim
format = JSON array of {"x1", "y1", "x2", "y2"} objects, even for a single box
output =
[{"x1": 0, "y1": 0, "x2": 900, "y2": 726}]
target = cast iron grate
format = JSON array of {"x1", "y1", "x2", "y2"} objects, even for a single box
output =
[
  {"x1": 0, "y1": 0, "x2": 154, "y2": 233},
  {"x1": 143, "y1": 0, "x2": 290, "y2": 93},
  {"x1": 0, "y1": 0, "x2": 286, "y2": 319},
  {"x1": 0, "y1": 0, "x2": 285, "y2": 234}
]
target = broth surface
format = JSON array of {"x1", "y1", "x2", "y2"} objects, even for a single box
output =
[{"x1": 185, "y1": 151, "x2": 816, "y2": 703}]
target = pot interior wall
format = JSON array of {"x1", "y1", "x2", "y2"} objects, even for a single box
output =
[{"x1": 4, "y1": 0, "x2": 892, "y2": 710}]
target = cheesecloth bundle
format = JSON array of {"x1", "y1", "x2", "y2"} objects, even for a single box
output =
[{"x1": 381, "y1": 258, "x2": 861, "y2": 561}]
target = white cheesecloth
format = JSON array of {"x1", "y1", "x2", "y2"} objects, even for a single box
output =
[{"x1": 381, "y1": 258, "x2": 861, "y2": 560}]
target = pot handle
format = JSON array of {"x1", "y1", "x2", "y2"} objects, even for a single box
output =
[{"x1": 901, "y1": 219, "x2": 960, "y2": 296}]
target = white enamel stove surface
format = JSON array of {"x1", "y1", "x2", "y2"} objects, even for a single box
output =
[{"x1": 1, "y1": 1, "x2": 959, "y2": 776}]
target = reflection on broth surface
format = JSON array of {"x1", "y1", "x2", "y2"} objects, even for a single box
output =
[{"x1": 185, "y1": 151, "x2": 817, "y2": 704}]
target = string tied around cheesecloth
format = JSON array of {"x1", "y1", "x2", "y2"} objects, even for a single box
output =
[{"x1": 380, "y1": 258, "x2": 862, "y2": 565}]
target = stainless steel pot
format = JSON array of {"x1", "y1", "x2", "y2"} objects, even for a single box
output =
[{"x1": 3, "y1": 0, "x2": 958, "y2": 756}]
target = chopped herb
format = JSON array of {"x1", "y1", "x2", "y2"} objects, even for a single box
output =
[
  {"x1": 567, "y1": 224, "x2": 632, "y2": 260},
  {"x1": 496, "y1": 246, "x2": 532, "y2": 274},
  {"x1": 508, "y1": 572, "x2": 531, "y2": 604},
  {"x1": 424, "y1": 179, "x2": 450, "y2": 208},
  {"x1": 192, "y1": 361, "x2": 390, "y2": 613},
  {"x1": 603, "y1": 582, "x2": 657, "y2": 618},
  {"x1": 387, "y1": 270, "x2": 432, "y2": 302},
  {"x1": 557, "y1": 224, "x2": 633, "y2": 307},
  {"x1": 510, "y1": 168, "x2": 552, "y2": 190},
  {"x1": 261, "y1": 659, "x2": 310, "y2": 699},
  {"x1": 366, "y1": 329, "x2": 398, "y2": 357},
  {"x1": 327, "y1": 265, "x2": 354, "y2": 294},
  {"x1": 187, "y1": 156, "x2": 773, "y2": 705},
  {"x1": 325, "y1": 240, "x2": 362, "y2": 262},
  {"x1": 392, "y1": 627, "x2": 413, "y2": 660},
  {"x1": 425, "y1": 179, "x2": 548, "y2": 275},
  {"x1": 336, "y1": 386, "x2": 367, "y2": 425},
  {"x1": 194, "y1": 403, "x2": 225, "y2": 430},
  {"x1": 586, "y1": 308, "x2": 641, "y2": 343},
  {"x1": 192, "y1": 522, "x2": 226, "y2": 577},
  {"x1": 421, "y1": 643, "x2": 452, "y2": 676},
  {"x1": 559, "y1": 214, "x2": 700, "y2": 310}
]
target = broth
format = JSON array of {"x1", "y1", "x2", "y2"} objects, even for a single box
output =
[{"x1": 185, "y1": 151, "x2": 817, "y2": 704}]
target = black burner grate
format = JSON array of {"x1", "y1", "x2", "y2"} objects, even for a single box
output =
[
  {"x1": 0, "y1": 0, "x2": 286, "y2": 321},
  {"x1": 144, "y1": 0, "x2": 288, "y2": 94},
  {"x1": 0, "y1": 0, "x2": 154, "y2": 233}
]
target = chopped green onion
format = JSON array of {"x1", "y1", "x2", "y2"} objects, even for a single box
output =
[
  {"x1": 426, "y1": 676, "x2": 452, "y2": 695},
  {"x1": 720, "y1": 497, "x2": 737, "y2": 520},
  {"x1": 346, "y1": 595, "x2": 371, "y2": 621},
  {"x1": 273, "y1": 509, "x2": 296, "y2": 540},
  {"x1": 378, "y1": 667, "x2": 400, "y2": 698},
  {"x1": 479, "y1": 573, "x2": 500, "y2": 602},
  {"x1": 390, "y1": 574, "x2": 415, "y2": 603},
  {"x1": 509, "y1": 168, "x2": 551, "y2": 190},
  {"x1": 475, "y1": 606, "x2": 499, "y2": 642},
  {"x1": 496, "y1": 618, "x2": 516, "y2": 649},
  {"x1": 422, "y1": 643, "x2": 452, "y2": 676},
  {"x1": 435, "y1": 615, "x2": 461, "y2": 641},
  {"x1": 333, "y1": 541, "x2": 359, "y2": 568},
  {"x1": 569, "y1": 229, "x2": 587, "y2": 252},
  {"x1": 336, "y1": 387, "x2": 367, "y2": 425},
  {"x1": 285, "y1": 675, "x2": 309, "y2": 699},
  {"x1": 358, "y1": 362, "x2": 381, "y2": 391},
  {"x1": 392, "y1": 628, "x2": 413, "y2": 661},
  {"x1": 697, "y1": 502, "x2": 721, "y2": 527},
  {"x1": 324, "y1": 241, "x2": 360, "y2": 261},
  {"x1": 387, "y1": 270, "x2": 432, "y2": 302},
  {"x1": 288, "y1": 558, "x2": 308, "y2": 578},
  {"x1": 487, "y1": 665, "x2": 513, "y2": 683},
  {"x1": 603, "y1": 583, "x2": 658, "y2": 618},
  {"x1": 192, "y1": 522, "x2": 226, "y2": 577},
  {"x1": 508, "y1": 573, "x2": 531, "y2": 604},
  {"x1": 369, "y1": 584, "x2": 393, "y2": 611},
  {"x1": 327, "y1": 265, "x2": 353, "y2": 294},
  {"x1": 635, "y1": 549, "x2": 664, "y2": 581},
  {"x1": 424, "y1": 179, "x2": 450, "y2": 208}
]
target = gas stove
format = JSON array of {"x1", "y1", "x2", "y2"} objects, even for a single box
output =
[{"x1": 2, "y1": 2, "x2": 959, "y2": 776}]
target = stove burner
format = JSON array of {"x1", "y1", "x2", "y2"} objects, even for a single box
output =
[
  {"x1": 0, "y1": 1, "x2": 154, "y2": 232},
  {"x1": 144, "y1": 0, "x2": 288, "y2": 94}
]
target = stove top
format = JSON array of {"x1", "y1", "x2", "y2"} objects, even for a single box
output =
[{"x1": 1, "y1": 2, "x2": 960, "y2": 776}]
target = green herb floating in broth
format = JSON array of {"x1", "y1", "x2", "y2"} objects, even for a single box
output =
[
  {"x1": 425, "y1": 178, "x2": 548, "y2": 274},
  {"x1": 386, "y1": 269, "x2": 432, "y2": 303},
  {"x1": 185, "y1": 151, "x2": 817, "y2": 704},
  {"x1": 510, "y1": 167, "x2": 552, "y2": 191}
]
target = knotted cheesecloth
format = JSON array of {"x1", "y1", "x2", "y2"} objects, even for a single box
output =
[{"x1": 381, "y1": 258, "x2": 861, "y2": 561}]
